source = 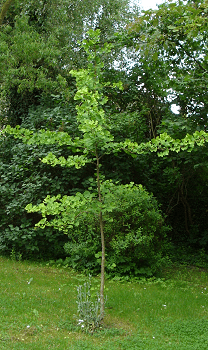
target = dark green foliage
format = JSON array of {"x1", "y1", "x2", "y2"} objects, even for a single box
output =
[
  {"x1": 0, "y1": 136, "x2": 63, "y2": 258},
  {"x1": 165, "y1": 242, "x2": 208, "y2": 268},
  {"x1": 0, "y1": 0, "x2": 135, "y2": 127},
  {"x1": 64, "y1": 183, "x2": 169, "y2": 277},
  {"x1": 0, "y1": 105, "x2": 91, "y2": 259},
  {"x1": 0, "y1": 225, "x2": 66, "y2": 260},
  {"x1": 6, "y1": 87, "x2": 42, "y2": 126},
  {"x1": 130, "y1": 151, "x2": 208, "y2": 250},
  {"x1": 22, "y1": 93, "x2": 78, "y2": 133},
  {"x1": 121, "y1": 0, "x2": 208, "y2": 253}
]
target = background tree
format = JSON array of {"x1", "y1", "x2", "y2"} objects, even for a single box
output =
[
  {"x1": 0, "y1": 0, "x2": 13, "y2": 25},
  {"x1": 124, "y1": 0, "x2": 208, "y2": 251},
  {"x1": 0, "y1": 0, "x2": 136, "y2": 126}
]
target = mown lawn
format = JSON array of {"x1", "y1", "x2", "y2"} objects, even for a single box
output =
[{"x1": 0, "y1": 256, "x2": 208, "y2": 349}]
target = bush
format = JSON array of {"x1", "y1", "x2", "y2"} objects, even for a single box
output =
[
  {"x1": 0, "y1": 224, "x2": 68, "y2": 260},
  {"x1": 0, "y1": 134, "x2": 82, "y2": 260},
  {"x1": 64, "y1": 183, "x2": 170, "y2": 277}
]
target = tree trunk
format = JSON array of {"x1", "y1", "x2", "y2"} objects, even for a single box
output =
[
  {"x1": 0, "y1": 0, "x2": 13, "y2": 26},
  {"x1": 96, "y1": 150, "x2": 105, "y2": 319},
  {"x1": 99, "y1": 210, "x2": 105, "y2": 318}
]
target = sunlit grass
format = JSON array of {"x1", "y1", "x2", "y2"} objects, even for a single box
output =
[{"x1": 0, "y1": 256, "x2": 208, "y2": 349}]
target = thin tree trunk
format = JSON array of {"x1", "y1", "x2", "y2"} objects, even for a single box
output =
[
  {"x1": 99, "y1": 210, "x2": 105, "y2": 318},
  {"x1": 96, "y1": 150, "x2": 105, "y2": 319},
  {"x1": 0, "y1": 0, "x2": 13, "y2": 26}
]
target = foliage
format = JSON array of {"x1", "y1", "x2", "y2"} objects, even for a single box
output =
[
  {"x1": 3, "y1": 25, "x2": 208, "y2": 264},
  {"x1": 128, "y1": 0, "x2": 208, "y2": 124},
  {"x1": 0, "y1": 0, "x2": 136, "y2": 125},
  {"x1": 0, "y1": 130, "x2": 85, "y2": 259},
  {"x1": 122, "y1": 0, "x2": 208, "y2": 248},
  {"x1": 64, "y1": 182, "x2": 169, "y2": 277},
  {"x1": 94, "y1": 60, "x2": 208, "y2": 248},
  {"x1": 130, "y1": 144, "x2": 208, "y2": 247}
]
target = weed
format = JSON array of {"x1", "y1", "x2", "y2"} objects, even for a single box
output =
[{"x1": 10, "y1": 248, "x2": 22, "y2": 262}]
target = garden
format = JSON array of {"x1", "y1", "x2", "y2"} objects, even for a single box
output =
[{"x1": 0, "y1": 0, "x2": 208, "y2": 348}]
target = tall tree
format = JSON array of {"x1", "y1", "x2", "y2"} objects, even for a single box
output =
[
  {"x1": 128, "y1": 0, "x2": 208, "y2": 127},
  {"x1": 0, "y1": 0, "x2": 136, "y2": 125},
  {"x1": 125, "y1": 0, "x2": 208, "y2": 244}
]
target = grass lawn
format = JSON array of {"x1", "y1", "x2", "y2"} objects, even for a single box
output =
[{"x1": 0, "y1": 256, "x2": 208, "y2": 349}]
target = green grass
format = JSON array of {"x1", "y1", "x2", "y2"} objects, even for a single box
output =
[{"x1": 0, "y1": 257, "x2": 208, "y2": 349}]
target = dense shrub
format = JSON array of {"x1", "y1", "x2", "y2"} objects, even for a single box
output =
[
  {"x1": 64, "y1": 183, "x2": 170, "y2": 277},
  {"x1": 0, "y1": 133, "x2": 88, "y2": 259},
  {"x1": 0, "y1": 98, "x2": 96, "y2": 259},
  {"x1": 0, "y1": 225, "x2": 67, "y2": 260}
]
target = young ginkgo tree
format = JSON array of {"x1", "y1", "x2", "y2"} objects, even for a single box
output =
[{"x1": 25, "y1": 29, "x2": 123, "y2": 319}]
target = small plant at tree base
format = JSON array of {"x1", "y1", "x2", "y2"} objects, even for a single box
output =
[
  {"x1": 10, "y1": 247, "x2": 16, "y2": 261},
  {"x1": 76, "y1": 275, "x2": 104, "y2": 333},
  {"x1": 10, "y1": 247, "x2": 22, "y2": 262}
]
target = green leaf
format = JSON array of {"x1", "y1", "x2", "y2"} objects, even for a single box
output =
[{"x1": 152, "y1": 52, "x2": 158, "y2": 61}]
